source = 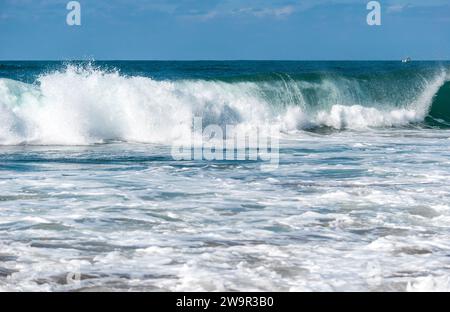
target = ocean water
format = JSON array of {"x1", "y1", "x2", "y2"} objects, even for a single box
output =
[{"x1": 1, "y1": 61, "x2": 450, "y2": 291}]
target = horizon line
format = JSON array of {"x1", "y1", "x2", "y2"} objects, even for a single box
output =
[{"x1": 1, "y1": 59, "x2": 450, "y2": 62}]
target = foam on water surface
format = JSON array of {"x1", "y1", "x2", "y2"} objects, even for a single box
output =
[{"x1": 0, "y1": 129, "x2": 450, "y2": 291}]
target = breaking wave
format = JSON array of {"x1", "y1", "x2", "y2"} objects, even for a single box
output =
[{"x1": 0, "y1": 65, "x2": 448, "y2": 145}]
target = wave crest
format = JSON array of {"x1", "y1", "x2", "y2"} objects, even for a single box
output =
[{"x1": 0, "y1": 65, "x2": 448, "y2": 145}]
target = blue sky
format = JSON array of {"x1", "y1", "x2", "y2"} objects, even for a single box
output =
[{"x1": 0, "y1": 0, "x2": 449, "y2": 60}]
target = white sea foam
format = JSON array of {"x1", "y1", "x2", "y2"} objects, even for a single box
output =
[
  {"x1": 407, "y1": 275, "x2": 450, "y2": 292},
  {"x1": 1, "y1": 129, "x2": 450, "y2": 291}
]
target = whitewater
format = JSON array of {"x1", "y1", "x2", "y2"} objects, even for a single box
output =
[
  {"x1": 1, "y1": 61, "x2": 450, "y2": 291},
  {"x1": 0, "y1": 62, "x2": 448, "y2": 145}
]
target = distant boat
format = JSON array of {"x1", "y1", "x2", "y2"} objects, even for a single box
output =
[{"x1": 402, "y1": 57, "x2": 412, "y2": 63}]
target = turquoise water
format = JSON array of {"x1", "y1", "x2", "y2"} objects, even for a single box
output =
[{"x1": 1, "y1": 61, "x2": 450, "y2": 291}]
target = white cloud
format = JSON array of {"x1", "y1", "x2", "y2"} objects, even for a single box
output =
[
  {"x1": 253, "y1": 5, "x2": 295, "y2": 18},
  {"x1": 186, "y1": 10, "x2": 219, "y2": 21},
  {"x1": 183, "y1": 3, "x2": 296, "y2": 21},
  {"x1": 387, "y1": 4, "x2": 407, "y2": 13}
]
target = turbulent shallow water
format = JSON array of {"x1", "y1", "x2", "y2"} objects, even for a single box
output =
[{"x1": 1, "y1": 61, "x2": 450, "y2": 291}]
